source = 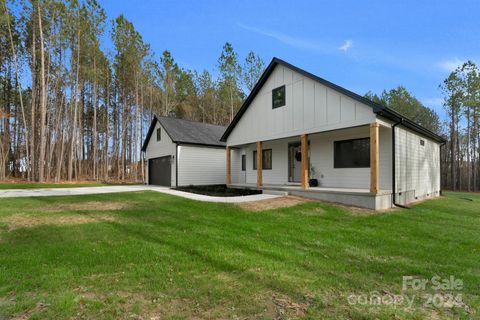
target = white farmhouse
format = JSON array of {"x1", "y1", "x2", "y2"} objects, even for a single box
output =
[{"x1": 222, "y1": 58, "x2": 445, "y2": 210}]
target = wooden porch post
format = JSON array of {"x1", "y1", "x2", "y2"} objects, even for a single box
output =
[
  {"x1": 370, "y1": 123, "x2": 379, "y2": 193},
  {"x1": 257, "y1": 141, "x2": 262, "y2": 187},
  {"x1": 301, "y1": 134, "x2": 309, "y2": 190},
  {"x1": 226, "y1": 146, "x2": 231, "y2": 185}
]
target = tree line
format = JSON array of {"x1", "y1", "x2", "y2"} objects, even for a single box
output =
[
  {"x1": 0, "y1": 0, "x2": 264, "y2": 182},
  {"x1": 440, "y1": 61, "x2": 479, "y2": 192},
  {"x1": 366, "y1": 61, "x2": 480, "y2": 192},
  {"x1": 1, "y1": 0, "x2": 478, "y2": 191}
]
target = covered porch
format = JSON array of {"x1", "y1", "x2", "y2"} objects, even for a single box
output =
[{"x1": 225, "y1": 122, "x2": 394, "y2": 210}]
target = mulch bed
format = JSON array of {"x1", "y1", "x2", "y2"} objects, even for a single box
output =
[{"x1": 174, "y1": 185, "x2": 261, "y2": 197}]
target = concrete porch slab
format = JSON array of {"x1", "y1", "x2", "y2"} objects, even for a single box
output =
[{"x1": 228, "y1": 183, "x2": 393, "y2": 210}]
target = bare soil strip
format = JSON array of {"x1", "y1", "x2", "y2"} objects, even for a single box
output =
[
  {"x1": 237, "y1": 196, "x2": 312, "y2": 211},
  {"x1": 3, "y1": 213, "x2": 117, "y2": 231}
]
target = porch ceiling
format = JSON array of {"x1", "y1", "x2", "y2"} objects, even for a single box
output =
[{"x1": 227, "y1": 124, "x2": 375, "y2": 147}]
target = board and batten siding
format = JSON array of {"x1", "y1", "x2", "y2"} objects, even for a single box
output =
[
  {"x1": 242, "y1": 137, "x2": 301, "y2": 185},
  {"x1": 145, "y1": 121, "x2": 176, "y2": 186},
  {"x1": 227, "y1": 64, "x2": 376, "y2": 146},
  {"x1": 177, "y1": 145, "x2": 226, "y2": 186},
  {"x1": 230, "y1": 148, "x2": 246, "y2": 184},
  {"x1": 238, "y1": 127, "x2": 392, "y2": 189},
  {"x1": 395, "y1": 126, "x2": 440, "y2": 201},
  {"x1": 309, "y1": 126, "x2": 392, "y2": 190}
]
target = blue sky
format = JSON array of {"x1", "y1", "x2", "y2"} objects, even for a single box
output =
[{"x1": 99, "y1": 0, "x2": 480, "y2": 120}]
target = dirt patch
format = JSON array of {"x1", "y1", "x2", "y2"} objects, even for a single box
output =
[
  {"x1": 42, "y1": 201, "x2": 131, "y2": 212},
  {"x1": 11, "y1": 302, "x2": 49, "y2": 320},
  {"x1": 72, "y1": 289, "x2": 211, "y2": 320},
  {"x1": 237, "y1": 196, "x2": 311, "y2": 211},
  {"x1": 338, "y1": 204, "x2": 378, "y2": 215},
  {"x1": 347, "y1": 205, "x2": 398, "y2": 215},
  {"x1": 271, "y1": 292, "x2": 313, "y2": 319},
  {"x1": 324, "y1": 201, "x2": 395, "y2": 215},
  {"x1": 298, "y1": 206, "x2": 326, "y2": 216},
  {"x1": 3, "y1": 213, "x2": 117, "y2": 231}
]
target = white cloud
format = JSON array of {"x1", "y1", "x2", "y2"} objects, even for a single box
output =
[
  {"x1": 339, "y1": 40, "x2": 353, "y2": 52},
  {"x1": 237, "y1": 23, "x2": 330, "y2": 53},
  {"x1": 422, "y1": 97, "x2": 443, "y2": 107},
  {"x1": 438, "y1": 57, "x2": 465, "y2": 72}
]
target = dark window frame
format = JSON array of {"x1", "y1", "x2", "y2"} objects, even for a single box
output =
[
  {"x1": 253, "y1": 149, "x2": 273, "y2": 170},
  {"x1": 241, "y1": 154, "x2": 246, "y2": 171},
  {"x1": 420, "y1": 139, "x2": 425, "y2": 146},
  {"x1": 263, "y1": 149, "x2": 272, "y2": 170},
  {"x1": 272, "y1": 85, "x2": 286, "y2": 109},
  {"x1": 334, "y1": 137, "x2": 370, "y2": 168},
  {"x1": 156, "y1": 128, "x2": 161, "y2": 141}
]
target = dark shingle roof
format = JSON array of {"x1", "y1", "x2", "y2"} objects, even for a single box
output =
[{"x1": 142, "y1": 116, "x2": 226, "y2": 151}]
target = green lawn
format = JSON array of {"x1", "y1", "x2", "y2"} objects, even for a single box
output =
[{"x1": 0, "y1": 192, "x2": 478, "y2": 319}]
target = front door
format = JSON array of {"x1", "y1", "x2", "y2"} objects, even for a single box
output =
[{"x1": 288, "y1": 142, "x2": 302, "y2": 182}]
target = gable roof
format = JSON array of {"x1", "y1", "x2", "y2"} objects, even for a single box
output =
[
  {"x1": 142, "y1": 116, "x2": 227, "y2": 151},
  {"x1": 220, "y1": 57, "x2": 445, "y2": 143}
]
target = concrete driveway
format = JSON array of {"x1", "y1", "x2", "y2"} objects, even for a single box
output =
[{"x1": 0, "y1": 185, "x2": 280, "y2": 203}]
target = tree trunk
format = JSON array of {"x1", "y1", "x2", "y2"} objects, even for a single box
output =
[
  {"x1": 450, "y1": 118, "x2": 456, "y2": 191},
  {"x1": 466, "y1": 107, "x2": 471, "y2": 191},
  {"x1": 4, "y1": 1, "x2": 30, "y2": 180},
  {"x1": 105, "y1": 69, "x2": 110, "y2": 181},
  {"x1": 37, "y1": 2, "x2": 47, "y2": 182},
  {"x1": 68, "y1": 29, "x2": 81, "y2": 181},
  {"x1": 92, "y1": 57, "x2": 98, "y2": 180},
  {"x1": 473, "y1": 109, "x2": 478, "y2": 192},
  {"x1": 30, "y1": 18, "x2": 37, "y2": 181}
]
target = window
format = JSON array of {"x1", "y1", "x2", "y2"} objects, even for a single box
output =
[
  {"x1": 241, "y1": 155, "x2": 246, "y2": 171},
  {"x1": 263, "y1": 149, "x2": 272, "y2": 169},
  {"x1": 420, "y1": 139, "x2": 425, "y2": 146},
  {"x1": 334, "y1": 138, "x2": 370, "y2": 168},
  {"x1": 253, "y1": 149, "x2": 272, "y2": 170},
  {"x1": 156, "y1": 128, "x2": 161, "y2": 141},
  {"x1": 272, "y1": 85, "x2": 286, "y2": 109}
]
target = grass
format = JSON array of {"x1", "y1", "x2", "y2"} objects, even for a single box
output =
[{"x1": 0, "y1": 191, "x2": 478, "y2": 319}]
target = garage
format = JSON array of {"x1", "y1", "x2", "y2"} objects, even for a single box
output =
[
  {"x1": 148, "y1": 156, "x2": 171, "y2": 186},
  {"x1": 142, "y1": 116, "x2": 227, "y2": 187}
]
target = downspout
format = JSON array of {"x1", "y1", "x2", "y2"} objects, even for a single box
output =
[
  {"x1": 143, "y1": 151, "x2": 147, "y2": 185},
  {"x1": 175, "y1": 144, "x2": 178, "y2": 188},
  {"x1": 392, "y1": 118, "x2": 409, "y2": 209},
  {"x1": 439, "y1": 141, "x2": 446, "y2": 196}
]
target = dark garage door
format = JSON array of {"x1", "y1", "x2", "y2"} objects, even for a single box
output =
[{"x1": 149, "y1": 156, "x2": 172, "y2": 186}]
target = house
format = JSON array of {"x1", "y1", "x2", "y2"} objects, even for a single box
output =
[
  {"x1": 221, "y1": 58, "x2": 445, "y2": 210},
  {"x1": 142, "y1": 116, "x2": 227, "y2": 187}
]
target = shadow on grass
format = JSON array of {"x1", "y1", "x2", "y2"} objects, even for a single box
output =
[{"x1": 103, "y1": 217, "x2": 308, "y2": 298}]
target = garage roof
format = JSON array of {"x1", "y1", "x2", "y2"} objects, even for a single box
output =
[{"x1": 142, "y1": 116, "x2": 227, "y2": 151}]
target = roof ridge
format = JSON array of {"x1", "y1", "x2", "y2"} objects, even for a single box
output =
[
  {"x1": 156, "y1": 115, "x2": 227, "y2": 128},
  {"x1": 220, "y1": 57, "x2": 445, "y2": 143},
  {"x1": 141, "y1": 115, "x2": 226, "y2": 150}
]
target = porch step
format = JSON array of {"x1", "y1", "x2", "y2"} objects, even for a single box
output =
[{"x1": 262, "y1": 189, "x2": 289, "y2": 196}]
